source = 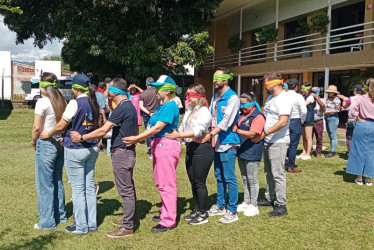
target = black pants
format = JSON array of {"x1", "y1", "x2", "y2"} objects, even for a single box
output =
[{"x1": 185, "y1": 142, "x2": 214, "y2": 213}]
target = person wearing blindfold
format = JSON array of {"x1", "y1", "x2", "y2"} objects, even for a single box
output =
[
  {"x1": 166, "y1": 83, "x2": 213, "y2": 225},
  {"x1": 232, "y1": 92, "x2": 265, "y2": 217}
]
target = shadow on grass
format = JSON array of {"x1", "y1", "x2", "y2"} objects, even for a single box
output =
[
  {"x1": 0, "y1": 107, "x2": 13, "y2": 120},
  {"x1": 97, "y1": 199, "x2": 122, "y2": 227},
  {"x1": 334, "y1": 168, "x2": 356, "y2": 183},
  {"x1": 97, "y1": 181, "x2": 115, "y2": 195},
  {"x1": 2, "y1": 231, "x2": 61, "y2": 250},
  {"x1": 134, "y1": 199, "x2": 153, "y2": 231}
]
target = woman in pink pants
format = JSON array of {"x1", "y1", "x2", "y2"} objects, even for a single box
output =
[{"x1": 123, "y1": 75, "x2": 180, "y2": 233}]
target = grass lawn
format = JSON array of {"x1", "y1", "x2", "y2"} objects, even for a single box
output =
[{"x1": 0, "y1": 108, "x2": 373, "y2": 249}]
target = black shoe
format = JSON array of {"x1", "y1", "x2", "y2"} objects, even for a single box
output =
[
  {"x1": 152, "y1": 216, "x2": 161, "y2": 222},
  {"x1": 268, "y1": 205, "x2": 288, "y2": 217},
  {"x1": 257, "y1": 199, "x2": 274, "y2": 207},
  {"x1": 184, "y1": 210, "x2": 198, "y2": 221},
  {"x1": 188, "y1": 212, "x2": 209, "y2": 225},
  {"x1": 325, "y1": 152, "x2": 336, "y2": 158},
  {"x1": 151, "y1": 224, "x2": 175, "y2": 233}
]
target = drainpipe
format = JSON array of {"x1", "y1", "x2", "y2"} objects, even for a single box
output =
[
  {"x1": 238, "y1": 74, "x2": 241, "y2": 95},
  {"x1": 274, "y1": 0, "x2": 279, "y2": 61},
  {"x1": 324, "y1": 67, "x2": 329, "y2": 99},
  {"x1": 239, "y1": 8, "x2": 243, "y2": 66}
]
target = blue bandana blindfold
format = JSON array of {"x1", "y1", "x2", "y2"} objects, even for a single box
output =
[
  {"x1": 108, "y1": 85, "x2": 128, "y2": 96},
  {"x1": 240, "y1": 101, "x2": 261, "y2": 112}
]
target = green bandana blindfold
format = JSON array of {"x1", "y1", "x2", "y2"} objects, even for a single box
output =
[
  {"x1": 155, "y1": 84, "x2": 177, "y2": 92},
  {"x1": 72, "y1": 84, "x2": 89, "y2": 94},
  {"x1": 213, "y1": 73, "x2": 234, "y2": 82},
  {"x1": 301, "y1": 86, "x2": 312, "y2": 91},
  {"x1": 39, "y1": 81, "x2": 57, "y2": 88}
]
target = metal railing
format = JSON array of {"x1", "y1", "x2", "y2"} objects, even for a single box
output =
[{"x1": 202, "y1": 21, "x2": 374, "y2": 69}]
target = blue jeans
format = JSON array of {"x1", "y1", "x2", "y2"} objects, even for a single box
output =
[
  {"x1": 143, "y1": 115, "x2": 151, "y2": 155},
  {"x1": 65, "y1": 147, "x2": 99, "y2": 234},
  {"x1": 214, "y1": 148, "x2": 238, "y2": 213},
  {"x1": 288, "y1": 119, "x2": 302, "y2": 169},
  {"x1": 35, "y1": 139, "x2": 67, "y2": 229},
  {"x1": 325, "y1": 114, "x2": 339, "y2": 153}
]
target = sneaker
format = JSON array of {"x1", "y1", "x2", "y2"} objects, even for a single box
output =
[
  {"x1": 296, "y1": 154, "x2": 305, "y2": 159},
  {"x1": 237, "y1": 202, "x2": 251, "y2": 212},
  {"x1": 188, "y1": 212, "x2": 209, "y2": 225},
  {"x1": 218, "y1": 210, "x2": 238, "y2": 224},
  {"x1": 365, "y1": 180, "x2": 372, "y2": 186},
  {"x1": 355, "y1": 178, "x2": 363, "y2": 186},
  {"x1": 151, "y1": 224, "x2": 175, "y2": 233},
  {"x1": 300, "y1": 155, "x2": 311, "y2": 160},
  {"x1": 268, "y1": 205, "x2": 288, "y2": 217},
  {"x1": 257, "y1": 199, "x2": 274, "y2": 207},
  {"x1": 184, "y1": 210, "x2": 198, "y2": 221},
  {"x1": 208, "y1": 205, "x2": 226, "y2": 216},
  {"x1": 325, "y1": 152, "x2": 336, "y2": 158},
  {"x1": 107, "y1": 226, "x2": 134, "y2": 238},
  {"x1": 243, "y1": 204, "x2": 260, "y2": 217},
  {"x1": 152, "y1": 215, "x2": 161, "y2": 222},
  {"x1": 95, "y1": 184, "x2": 100, "y2": 195},
  {"x1": 34, "y1": 223, "x2": 40, "y2": 229},
  {"x1": 149, "y1": 155, "x2": 153, "y2": 160},
  {"x1": 113, "y1": 219, "x2": 122, "y2": 226},
  {"x1": 65, "y1": 223, "x2": 79, "y2": 234}
]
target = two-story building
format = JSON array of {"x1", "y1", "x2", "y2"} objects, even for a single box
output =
[{"x1": 196, "y1": 0, "x2": 374, "y2": 105}]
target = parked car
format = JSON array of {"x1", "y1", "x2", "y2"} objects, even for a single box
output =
[{"x1": 25, "y1": 76, "x2": 74, "y2": 101}]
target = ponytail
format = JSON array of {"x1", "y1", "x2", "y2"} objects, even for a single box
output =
[{"x1": 87, "y1": 84, "x2": 100, "y2": 129}]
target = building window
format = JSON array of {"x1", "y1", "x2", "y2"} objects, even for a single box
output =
[{"x1": 283, "y1": 17, "x2": 308, "y2": 55}]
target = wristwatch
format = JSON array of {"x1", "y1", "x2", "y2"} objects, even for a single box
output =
[
  {"x1": 80, "y1": 135, "x2": 84, "y2": 142},
  {"x1": 209, "y1": 133, "x2": 214, "y2": 139}
]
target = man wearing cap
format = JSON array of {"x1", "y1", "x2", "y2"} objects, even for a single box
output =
[
  {"x1": 70, "y1": 78, "x2": 138, "y2": 238},
  {"x1": 139, "y1": 77, "x2": 161, "y2": 159},
  {"x1": 338, "y1": 84, "x2": 363, "y2": 155},
  {"x1": 253, "y1": 72, "x2": 292, "y2": 217},
  {"x1": 199, "y1": 67, "x2": 240, "y2": 224},
  {"x1": 285, "y1": 78, "x2": 307, "y2": 173},
  {"x1": 123, "y1": 75, "x2": 180, "y2": 233}
]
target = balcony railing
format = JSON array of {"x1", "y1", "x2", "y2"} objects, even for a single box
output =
[{"x1": 202, "y1": 21, "x2": 374, "y2": 69}]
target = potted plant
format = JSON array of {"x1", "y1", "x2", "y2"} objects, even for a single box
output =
[
  {"x1": 295, "y1": 19, "x2": 311, "y2": 57},
  {"x1": 310, "y1": 12, "x2": 330, "y2": 35},
  {"x1": 255, "y1": 27, "x2": 279, "y2": 43},
  {"x1": 228, "y1": 37, "x2": 243, "y2": 53}
]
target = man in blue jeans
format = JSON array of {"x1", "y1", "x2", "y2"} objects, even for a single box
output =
[
  {"x1": 285, "y1": 79, "x2": 306, "y2": 173},
  {"x1": 200, "y1": 67, "x2": 240, "y2": 224}
]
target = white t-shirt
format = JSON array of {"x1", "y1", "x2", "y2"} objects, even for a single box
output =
[
  {"x1": 306, "y1": 95, "x2": 315, "y2": 104},
  {"x1": 287, "y1": 90, "x2": 307, "y2": 123},
  {"x1": 264, "y1": 90, "x2": 292, "y2": 144},
  {"x1": 34, "y1": 97, "x2": 57, "y2": 132},
  {"x1": 173, "y1": 96, "x2": 183, "y2": 109}
]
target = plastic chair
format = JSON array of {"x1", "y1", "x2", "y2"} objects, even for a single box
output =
[{"x1": 350, "y1": 38, "x2": 363, "y2": 52}]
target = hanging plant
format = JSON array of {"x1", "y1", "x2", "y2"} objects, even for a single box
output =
[
  {"x1": 310, "y1": 12, "x2": 330, "y2": 35},
  {"x1": 255, "y1": 27, "x2": 279, "y2": 43},
  {"x1": 228, "y1": 37, "x2": 243, "y2": 53}
]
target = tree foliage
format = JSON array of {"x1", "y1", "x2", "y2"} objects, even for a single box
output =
[
  {"x1": 1, "y1": 0, "x2": 222, "y2": 82},
  {"x1": 0, "y1": 0, "x2": 22, "y2": 14}
]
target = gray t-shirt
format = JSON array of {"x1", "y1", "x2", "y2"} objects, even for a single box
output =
[{"x1": 139, "y1": 88, "x2": 160, "y2": 115}]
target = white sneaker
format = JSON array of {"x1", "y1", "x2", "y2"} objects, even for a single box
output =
[
  {"x1": 237, "y1": 202, "x2": 250, "y2": 212},
  {"x1": 296, "y1": 154, "x2": 305, "y2": 159},
  {"x1": 218, "y1": 210, "x2": 238, "y2": 224},
  {"x1": 300, "y1": 155, "x2": 311, "y2": 160},
  {"x1": 34, "y1": 223, "x2": 40, "y2": 229},
  {"x1": 355, "y1": 178, "x2": 363, "y2": 186},
  {"x1": 243, "y1": 204, "x2": 260, "y2": 217},
  {"x1": 208, "y1": 205, "x2": 226, "y2": 216}
]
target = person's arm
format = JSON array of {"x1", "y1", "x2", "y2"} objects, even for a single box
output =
[
  {"x1": 39, "y1": 118, "x2": 70, "y2": 139},
  {"x1": 252, "y1": 115, "x2": 289, "y2": 143},
  {"x1": 139, "y1": 100, "x2": 151, "y2": 115},
  {"x1": 31, "y1": 114, "x2": 43, "y2": 150},
  {"x1": 300, "y1": 97, "x2": 307, "y2": 124},
  {"x1": 100, "y1": 108, "x2": 107, "y2": 124},
  {"x1": 130, "y1": 84, "x2": 144, "y2": 93},
  {"x1": 70, "y1": 121, "x2": 115, "y2": 143},
  {"x1": 123, "y1": 121, "x2": 167, "y2": 145},
  {"x1": 235, "y1": 115, "x2": 265, "y2": 139},
  {"x1": 337, "y1": 94, "x2": 347, "y2": 108},
  {"x1": 348, "y1": 96, "x2": 360, "y2": 119}
]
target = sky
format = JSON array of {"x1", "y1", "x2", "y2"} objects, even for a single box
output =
[{"x1": 0, "y1": 16, "x2": 63, "y2": 63}]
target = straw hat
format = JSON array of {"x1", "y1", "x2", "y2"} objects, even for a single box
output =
[{"x1": 325, "y1": 85, "x2": 339, "y2": 94}]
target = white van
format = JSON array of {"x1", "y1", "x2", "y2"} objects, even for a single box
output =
[{"x1": 25, "y1": 76, "x2": 74, "y2": 101}]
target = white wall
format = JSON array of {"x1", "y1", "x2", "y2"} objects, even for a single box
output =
[
  {"x1": 34, "y1": 60, "x2": 61, "y2": 78},
  {"x1": 0, "y1": 51, "x2": 12, "y2": 100}
]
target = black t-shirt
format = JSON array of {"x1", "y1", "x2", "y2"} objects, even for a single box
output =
[{"x1": 108, "y1": 100, "x2": 137, "y2": 149}]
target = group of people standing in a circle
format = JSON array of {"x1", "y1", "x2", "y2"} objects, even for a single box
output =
[{"x1": 31, "y1": 67, "x2": 374, "y2": 238}]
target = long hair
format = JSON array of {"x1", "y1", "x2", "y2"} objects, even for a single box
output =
[
  {"x1": 40, "y1": 72, "x2": 66, "y2": 122},
  {"x1": 240, "y1": 92, "x2": 257, "y2": 103},
  {"x1": 302, "y1": 82, "x2": 312, "y2": 95},
  {"x1": 186, "y1": 83, "x2": 207, "y2": 123},
  {"x1": 368, "y1": 78, "x2": 374, "y2": 103},
  {"x1": 87, "y1": 84, "x2": 100, "y2": 129}
]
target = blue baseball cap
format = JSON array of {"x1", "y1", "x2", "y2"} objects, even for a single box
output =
[
  {"x1": 150, "y1": 75, "x2": 176, "y2": 86},
  {"x1": 72, "y1": 74, "x2": 90, "y2": 88}
]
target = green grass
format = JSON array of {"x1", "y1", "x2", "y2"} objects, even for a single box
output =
[{"x1": 0, "y1": 108, "x2": 373, "y2": 249}]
